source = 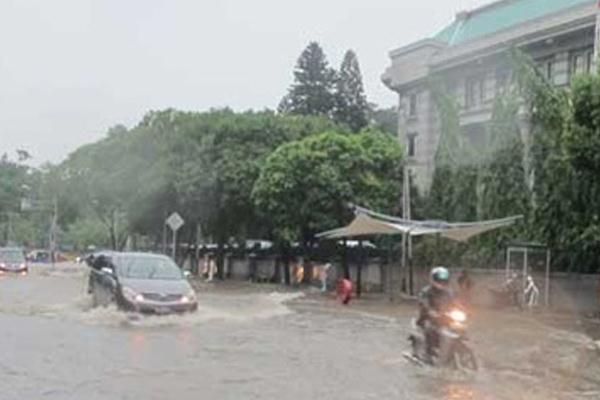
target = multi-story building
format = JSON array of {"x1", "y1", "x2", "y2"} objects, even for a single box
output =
[{"x1": 382, "y1": 0, "x2": 598, "y2": 191}]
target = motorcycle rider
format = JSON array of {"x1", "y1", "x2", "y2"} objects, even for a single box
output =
[{"x1": 416, "y1": 266, "x2": 455, "y2": 364}]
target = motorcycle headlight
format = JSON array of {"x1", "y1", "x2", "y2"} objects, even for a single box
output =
[
  {"x1": 122, "y1": 286, "x2": 144, "y2": 303},
  {"x1": 448, "y1": 309, "x2": 467, "y2": 324}
]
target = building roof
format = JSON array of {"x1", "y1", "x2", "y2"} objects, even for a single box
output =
[{"x1": 434, "y1": 0, "x2": 595, "y2": 46}]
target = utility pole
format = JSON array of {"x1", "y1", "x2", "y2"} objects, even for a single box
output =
[
  {"x1": 402, "y1": 161, "x2": 413, "y2": 295},
  {"x1": 7, "y1": 212, "x2": 13, "y2": 245},
  {"x1": 49, "y1": 196, "x2": 58, "y2": 267},
  {"x1": 162, "y1": 211, "x2": 167, "y2": 254}
]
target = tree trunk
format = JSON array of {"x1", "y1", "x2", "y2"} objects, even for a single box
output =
[
  {"x1": 357, "y1": 240, "x2": 363, "y2": 298},
  {"x1": 109, "y1": 224, "x2": 117, "y2": 251},
  {"x1": 300, "y1": 239, "x2": 311, "y2": 285},
  {"x1": 342, "y1": 238, "x2": 350, "y2": 279},
  {"x1": 273, "y1": 256, "x2": 281, "y2": 283},
  {"x1": 191, "y1": 223, "x2": 199, "y2": 275},
  {"x1": 227, "y1": 253, "x2": 234, "y2": 279},
  {"x1": 387, "y1": 239, "x2": 394, "y2": 302},
  {"x1": 179, "y1": 225, "x2": 195, "y2": 268},
  {"x1": 216, "y1": 239, "x2": 225, "y2": 280},
  {"x1": 282, "y1": 244, "x2": 291, "y2": 286}
]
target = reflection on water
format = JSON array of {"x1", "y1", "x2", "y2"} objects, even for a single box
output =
[{"x1": 444, "y1": 384, "x2": 477, "y2": 400}]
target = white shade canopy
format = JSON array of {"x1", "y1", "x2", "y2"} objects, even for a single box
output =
[{"x1": 317, "y1": 207, "x2": 522, "y2": 242}]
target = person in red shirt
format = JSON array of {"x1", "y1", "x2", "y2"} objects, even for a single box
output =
[{"x1": 338, "y1": 278, "x2": 353, "y2": 305}]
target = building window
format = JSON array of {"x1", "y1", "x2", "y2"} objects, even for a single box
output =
[
  {"x1": 570, "y1": 47, "x2": 594, "y2": 77},
  {"x1": 408, "y1": 93, "x2": 418, "y2": 118},
  {"x1": 546, "y1": 60, "x2": 554, "y2": 81},
  {"x1": 407, "y1": 133, "x2": 417, "y2": 157},
  {"x1": 537, "y1": 57, "x2": 554, "y2": 82},
  {"x1": 573, "y1": 54, "x2": 585, "y2": 75},
  {"x1": 495, "y1": 68, "x2": 511, "y2": 95},
  {"x1": 465, "y1": 76, "x2": 485, "y2": 109}
]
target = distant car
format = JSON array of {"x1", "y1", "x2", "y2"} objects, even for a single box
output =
[
  {"x1": 26, "y1": 249, "x2": 50, "y2": 263},
  {"x1": 87, "y1": 251, "x2": 197, "y2": 314},
  {"x1": 0, "y1": 247, "x2": 28, "y2": 275},
  {"x1": 27, "y1": 249, "x2": 69, "y2": 263}
]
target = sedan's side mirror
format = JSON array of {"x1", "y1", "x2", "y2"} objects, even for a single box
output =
[
  {"x1": 101, "y1": 267, "x2": 114, "y2": 276},
  {"x1": 184, "y1": 270, "x2": 191, "y2": 278}
]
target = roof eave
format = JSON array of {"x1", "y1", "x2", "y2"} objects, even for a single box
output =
[
  {"x1": 429, "y1": 2, "x2": 597, "y2": 70},
  {"x1": 389, "y1": 38, "x2": 447, "y2": 59}
]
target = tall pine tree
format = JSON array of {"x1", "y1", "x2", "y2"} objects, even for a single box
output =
[
  {"x1": 278, "y1": 42, "x2": 336, "y2": 117},
  {"x1": 334, "y1": 50, "x2": 369, "y2": 132}
]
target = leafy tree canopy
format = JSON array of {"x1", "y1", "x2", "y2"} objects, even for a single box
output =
[{"x1": 252, "y1": 130, "x2": 404, "y2": 244}]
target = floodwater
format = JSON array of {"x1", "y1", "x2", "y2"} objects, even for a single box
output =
[{"x1": 0, "y1": 263, "x2": 598, "y2": 400}]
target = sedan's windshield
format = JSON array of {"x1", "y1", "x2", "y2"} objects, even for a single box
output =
[
  {"x1": 116, "y1": 256, "x2": 183, "y2": 280},
  {"x1": 0, "y1": 250, "x2": 25, "y2": 264}
]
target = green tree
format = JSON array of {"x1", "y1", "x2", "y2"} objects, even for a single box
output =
[
  {"x1": 478, "y1": 94, "x2": 529, "y2": 246},
  {"x1": 334, "y1": 50, "x2": 369, "y2": 132},
  {"x1": 65, "y1": 218, "x2": 111, "y2": 250},
  {"x1": 278, "y1": 42, "x2": 336, "y2": 117},
  {"x1": 369, "y1": 104, "x2": 398, "y2": 136},
  {"x1": 175, "y1": 110, "x2": 338, "y2": 268},
  {"x1": 479, "y1": 95, "x2": 529, "y2": 219},
  {"x1": 252, "y1": 130, "x2": 403, "y2": 245},
  {"x1": 514, "y1": 50, "x2": 600, "y2": 272},
  {"x1": 0, "y1": 152, "x2": 32, "y2": 245},
  {"x1": 63, "y1": 125, "x2": 141, "y2": 250},
  {"x1": 428, "y1": 86, "x2": 477, "y2": 221}
]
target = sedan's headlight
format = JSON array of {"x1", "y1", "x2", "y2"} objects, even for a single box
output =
[
  {"x1": 181, "y1": 290, "x2": 197, "y2": 303},
  {"x1": 122, "y1": 286, "x2": 144, "y2": 303}
]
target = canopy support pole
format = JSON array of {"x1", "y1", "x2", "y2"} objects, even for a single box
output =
[{"x1": 545, "y1": 249, "x2": 551, "y2": 308}]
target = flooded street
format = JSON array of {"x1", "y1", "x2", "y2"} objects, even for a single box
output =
[{"x1": 0, "y1": 263, "x2": 598, "y2": 400}]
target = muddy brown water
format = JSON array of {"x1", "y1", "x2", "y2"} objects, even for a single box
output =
[{"x1": 0, "y1": 263, "x2": 597, "y2": 400}]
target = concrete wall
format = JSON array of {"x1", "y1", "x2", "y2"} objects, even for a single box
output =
[
  {"x1": 410, "y1": 265, "x2": 599, "y2": 313},
  {"x1": 222, "y1": 257, "x2": 384, "y2": 290},
  {"x1": 213, "y1": 257, "x2": 599, "y2": 313}
]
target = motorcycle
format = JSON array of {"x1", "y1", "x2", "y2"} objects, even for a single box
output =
[{"x1": 405, "y1": 308, "x2": 478, "y2": 371}]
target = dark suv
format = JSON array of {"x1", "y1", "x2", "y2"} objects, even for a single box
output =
[{"x1": 87, "y1": 252, "x2": 197, "y2": 314}]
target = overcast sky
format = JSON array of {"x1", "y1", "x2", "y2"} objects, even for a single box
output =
[{"x1": 0, "y1": 0, "x2": 491, "y2": 165}]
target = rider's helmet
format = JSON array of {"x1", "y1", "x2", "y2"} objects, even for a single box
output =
[{"x1": 430, "y1": 266, "x2": 450, "y2": 289}]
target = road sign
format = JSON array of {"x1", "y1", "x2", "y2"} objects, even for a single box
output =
[
  {"x1": 166, "y1": 212, "x2": 185, "y2": 232},
  {"x1": 165, "y1": 212, "x2": 185, "y2": 261}
]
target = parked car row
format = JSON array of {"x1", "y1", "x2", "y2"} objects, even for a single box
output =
[{"x1": 26, "y1": 249, "x2": 70, "y2": 263}]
